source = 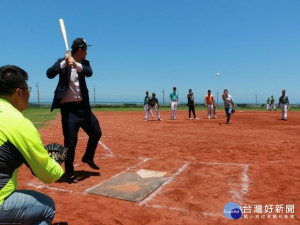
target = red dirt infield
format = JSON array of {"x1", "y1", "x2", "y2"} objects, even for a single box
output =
[{"x1": 17, "y1": 109, "x2": 300, "y2": 225}]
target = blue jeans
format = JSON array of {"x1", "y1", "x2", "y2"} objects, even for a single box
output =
[
  {"x1": 225, "y1": 107, "x2": 232, "y2": 122},
  {"x1": 0, "y1": 190, "x2": 55, "y2": 225}
]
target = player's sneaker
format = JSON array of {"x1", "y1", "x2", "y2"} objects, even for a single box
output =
[
  {"x1": 189, "y1": 118, "x2": 192, "y2": 120},
  {"x1": 144, "y1": 119, "x2": 147, "y2": 122},
  {"x1": 174, "y1": 117, "x2": 176, "y2": 120},
  {"x1": 195, "y1": 117, "x2": 199, "y2": 120},
  {"x1": 158, "y1": 118, "x2": 162, "y2": 121}
]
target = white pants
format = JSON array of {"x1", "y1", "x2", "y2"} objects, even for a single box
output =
[
  {"x1": 170, "y1": 102, "x2": 178, "y2": 119},
  {"x1": 266, "y1": 104, "x2": 270, "y2": 110},
  {"x1": 206, "y1": 104, "x2": 215, "y2": 118},
  {"x1": 144, "y1": 105, "x2": 153, "y2": 119},
  {"x1": 149, "y1": 106, "x2": 160, "y2": 119},
  {"x1": 270, "y1": 103, "x2": 276, "y2": 110},
  {"x1": 281, "y1": 104, "x2": 288, "y2": 119}
]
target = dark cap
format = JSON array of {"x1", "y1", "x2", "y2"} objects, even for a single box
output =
[
  {"x1": 173, "y1": 86, "x2": 176, "y2": 89},
  {"x1": 282, "y1": 89, "x2": 286, "y2": 93},
  {"x1": 71, "y1": 38, "x2": 92, "y2": 49}
]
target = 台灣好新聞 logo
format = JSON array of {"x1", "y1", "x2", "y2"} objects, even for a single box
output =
[{"x1": 224, "y1": 202, "x2": 242, "y2": 219}]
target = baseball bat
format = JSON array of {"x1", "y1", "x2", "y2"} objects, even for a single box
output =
[{"x1": 59, "y1": 18, "x2": 69, "y2": 51}]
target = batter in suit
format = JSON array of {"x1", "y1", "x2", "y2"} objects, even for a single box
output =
[{"x1": 46, "y1": 38, "x2": 102, "y2": 183}]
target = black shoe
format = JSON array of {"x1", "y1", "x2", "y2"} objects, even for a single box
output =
[
  {"x1": 82, "y1": 158, "x2": 100, "y2": 170},
  {"x1": 67, "y1": 175, "x2": 78, "y2": 183}
]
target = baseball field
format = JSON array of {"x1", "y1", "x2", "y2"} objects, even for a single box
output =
[{"x1": 18, "y1": 108, "x2": 299, "y2": 225}]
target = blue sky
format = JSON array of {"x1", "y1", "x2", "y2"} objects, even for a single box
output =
[{"x1": 1, "y1": 0, "x2": 299, "y2": 104}]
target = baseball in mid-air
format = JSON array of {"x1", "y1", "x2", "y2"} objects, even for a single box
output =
[{"x1": 216, "y1": 72, "x2": 220, "y2": 77}]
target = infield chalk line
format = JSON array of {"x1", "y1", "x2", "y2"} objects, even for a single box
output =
[
  {"x1": 145, "y1": 204, "x2": 189, "y2": 213},
  {"x1": 98, "y1": 140, "x2": 114, "y2": 157},
  {"x1": 79, "y1": 135, "x2": 112, "y2": 139},
  {"x1": 85, "y1": 157, "x2": 150, "y2": 193},
  {"x1": 139, "y1": 162, "x2": 190, "y2": 206},
  {"x1": 198, "y1": 161, "x2": 249, "y2": 204},
  {"x1": 78, "y1": 136, "x2": 114, "y2": 157},
  {"x1": 27, "y1": 181, "x2": 74, "y2": 194}
]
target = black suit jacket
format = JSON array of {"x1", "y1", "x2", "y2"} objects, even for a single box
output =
[{"x1": 46, "y1": 58, "x2": 93, "y2": 112}]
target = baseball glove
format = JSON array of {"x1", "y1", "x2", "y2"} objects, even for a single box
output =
[
  {"x1": 231, "y1": 108, "x2": 235, "y2": 114},
  {"x1": 288, "y1": 106, "x2": 292, "y2": 111},
  {"x1": 44, "y1": 143, "x2": 68, "y2": 165}
]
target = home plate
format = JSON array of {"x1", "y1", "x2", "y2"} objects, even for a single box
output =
[
  {"x1": 136, "y1": 169, "x2": 167, "y2": 178},
  {"x1": 86, "y1": 170, "x2": 168, "y2": 202}
]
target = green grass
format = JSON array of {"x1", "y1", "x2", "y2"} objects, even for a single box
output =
[
  {"x1": 22, "y1": 108, "x2": 58, "y2": 129},
  {"x1": 23, "y1": 104, "x2": 300, "y2": 128}
]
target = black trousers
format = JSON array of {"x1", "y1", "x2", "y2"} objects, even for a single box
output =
[
  {"x1": 188, "y1": 105, "x2": 196, "y2": 118},
  {"x1": 61, "y1": 103, "x2": 102, "y2": 175}
]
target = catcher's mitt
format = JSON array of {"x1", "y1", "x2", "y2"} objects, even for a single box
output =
[
  {"x1": 231, "y1": 108, "x2": 235, "y2": 114},
  {"x1": 44, "y1": 143, "x2": 68, "y2": 165}
]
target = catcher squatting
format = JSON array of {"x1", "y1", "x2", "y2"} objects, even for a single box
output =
[{"x1": 0, "y1": 65, "x2": 65, "y2": 224}]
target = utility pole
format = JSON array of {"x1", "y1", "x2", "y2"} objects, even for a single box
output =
[
  {"x1": 35, "y1": 82, "x2": 40, "y2": 106},
  {"x1": 162, "y1": 88, "x2": 165, "y2": 106},
  {"x1": 93, "y1": 86, "x2": 96, "y2": 105},
  {"x1": 255, "y1": 94, "x2": 257, "y2": 106}
]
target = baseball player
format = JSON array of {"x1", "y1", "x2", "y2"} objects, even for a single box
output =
[
  {"x1": 146, "y1": 92, "x2": 162, "y2": 121},
  {"x1": 270, "y1": 95, "x2": 277, "y2": 111},
  {"x1": 266, "y1": 97, "x2": 271, "y2": 111},
  {"x1": 278, "y1": 89, "x2": 290, "y2": 121},
  {"x1": 187, "y1": 89, "x2": 198, "y2": 120},
  {"x1": 204, "y1": 90, "x2": 216, "y2": 119},
  {"x1": 222, "y1": 89, "x2": 235, "y2": 124},
  {"x1": 144, "y1": 91, "x2": 154, "y2": 121},
  {"x1": 47, "y1": 38, "x2": 101, "y2": 183},
  {"x1": 169, "y1": 87, "x2": 179, "y2": 120}
]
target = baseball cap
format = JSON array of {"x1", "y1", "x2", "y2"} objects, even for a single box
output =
[
  {"x1": 282, "y1": 89, "x2": 286, "y2": 92},
  {"x1": 71, "y1": 38, "x2": 92, "y2": 49},
  {"x1": 173, "y1": 86, "x2": 176, "y2": 89}
]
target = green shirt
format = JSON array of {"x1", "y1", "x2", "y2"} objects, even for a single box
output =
[
  {"x1": 169, "y1": 92, "x2": 178, "y2": 101},
  {"x1": 0, "y1": 98, "x2": 64, "y2": 205}
]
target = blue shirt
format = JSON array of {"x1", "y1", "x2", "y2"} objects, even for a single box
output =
[{"x1": 170, "y1": 92, "x2": 178, "y2": 101}]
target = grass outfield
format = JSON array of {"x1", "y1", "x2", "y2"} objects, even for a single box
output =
[
  {"x1": 23, "y1": 105, "x2": 299, "y2": 129},
  {"x1": 22, "y1": 108, "x2": 58, "y2": 129}
]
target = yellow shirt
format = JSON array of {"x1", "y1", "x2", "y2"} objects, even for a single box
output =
[{"x1": 0, "y1": 98, "x2": 64, "y2": 205}]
